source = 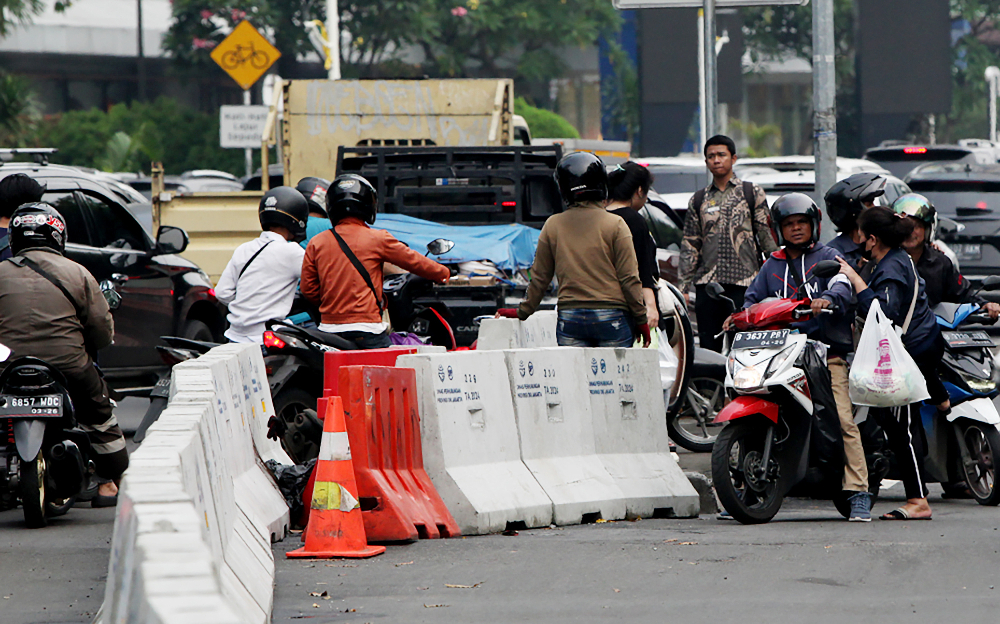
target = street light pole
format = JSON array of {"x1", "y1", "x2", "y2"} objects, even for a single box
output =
[
  {"x1": 327, "y1": 0, "x2": 341, "y2": 80},
  {"x1": 813, "y1": 0, "x2": 836, "y2": 240},
  {"x1": 136, "y1": 0, "x2": 146, "y2": 101},
  {"x1": 986, "y1": 66, "x2": 1000, "y2": 143},
  {"x1": 703, "y1": 0, "x2": 717, "y2": 139}
]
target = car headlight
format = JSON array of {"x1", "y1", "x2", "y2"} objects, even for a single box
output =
[{"x1": 733, "y1": 364, "x2": 763, "y2": 390}]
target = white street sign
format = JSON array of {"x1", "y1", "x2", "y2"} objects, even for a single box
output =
[
  {"x1": 613, "y1": 0, "x2": 805, "y2": 7},
  {"x1": 219, "y1": 105, "x2": 270, "y2": 149}
]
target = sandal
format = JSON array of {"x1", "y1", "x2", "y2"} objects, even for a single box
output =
[{"x1": 879, "y1": 507, "x2": 932, "y2": 521}]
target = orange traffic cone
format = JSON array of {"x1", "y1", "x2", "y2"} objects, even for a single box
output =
[{"x1": 287, "y1": 396, "x2": 386, "y2": 559}]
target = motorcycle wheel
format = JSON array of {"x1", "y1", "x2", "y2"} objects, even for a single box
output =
[
  {"x1": 274, "y1": 387, "x2": 320, "y2": 465},
  {"x1": 668, "y1": 377, "x2": 725, "y2": 453},
  {"x1": 958, "y1": 420, "x2": 1000, "y2": 506},
  {"x1": 20, "y1": 453, "x2": 47, "y2": 528},
  {"x1": 711, "y1": 420, "x2": 785, "y2": 524}
]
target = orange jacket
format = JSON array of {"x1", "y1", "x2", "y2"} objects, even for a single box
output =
[{"x1": 301, "y1": 217, "x2": 450, "y2": 325}]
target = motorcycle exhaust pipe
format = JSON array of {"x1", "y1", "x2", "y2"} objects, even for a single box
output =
[{"x1": 49, "y1": 440, "x2": 86, "y2": 499}]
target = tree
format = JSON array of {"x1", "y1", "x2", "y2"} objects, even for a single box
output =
[
  {"x1": 0, "y1": 70, "x2": 37, "y2": 146},
  {"x1": 937, "y1": 1, "x2": 1000, "y2": 142},
  {"x1": 514, "y1": 97, "x2": 579, "y2": 138},
  {"x1": 0, "y1": 0, "x2": 72, "y2": 37}
]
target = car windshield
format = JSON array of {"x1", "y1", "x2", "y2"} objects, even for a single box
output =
[
  {"x1": 906, "y1": 180, "x2": 1000, "y2": 218},
  {"x1": 647, "y1": 168, "x2": 710, "y2": 194}
]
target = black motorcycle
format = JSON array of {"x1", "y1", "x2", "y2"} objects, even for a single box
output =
[{"x1": 0, "y1": 280, "x2": 120, "y2": 527}]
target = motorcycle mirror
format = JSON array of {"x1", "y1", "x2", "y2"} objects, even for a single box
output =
[
  {"x1": 705, "y1": 282, "x2": 726, "y2": 300},
  {"x1": 426, "y1": 238, "x2": 455, "y2": 256},
  {"x1": 982, "y1": 275, "x2": 1000, "y2": 291},
  {"x1": 100, "y1": 280, "x2": 123, "y2": 311},
  {"x1": 0, "y1": 343, "x2": 10, "y2": 363},
  {"x1": 813, "y1": 259, "x2": 841, "y2": 279},
  {"x1": 937, "y1": 217, "x2": 964, "y2": 240}
]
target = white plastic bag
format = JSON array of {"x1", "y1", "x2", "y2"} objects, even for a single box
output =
[{"x1": 849, "y1": 299, "x2": 930, "y2": 407}]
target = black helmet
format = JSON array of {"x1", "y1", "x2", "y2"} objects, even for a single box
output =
[
  {"x1": 554, "y1": 151, "x2": 608, "y2": 205},
  {"x1": 892, "y1": 193, "x2": 937, "y2": 243},
  {"x1": 295, "y1": 177, "x2": 330, "y2": 218},
  {"x1": 259, "y1": 186, "x2": 308, "y2": 243},
  {"x1": 770, "y1": 193, "x2": 821, "y2": 248},
  {"x1": 328, "y1": 174, "x2": 378, "y2": 225},
  {"x1": 10, "y1": 202, "x2": 68, "y2": 255},
  {"x1": 824, "y1": 173, "x2": 887, "y2": 231}
]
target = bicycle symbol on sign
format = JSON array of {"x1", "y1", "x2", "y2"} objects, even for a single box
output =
[{"x1": 221, "y1": 43, "x2": 270, "y2": 71}]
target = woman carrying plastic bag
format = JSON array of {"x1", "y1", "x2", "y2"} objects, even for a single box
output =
[{"x1": 838, "y1": 206, "x2": 950, "y2": 521}]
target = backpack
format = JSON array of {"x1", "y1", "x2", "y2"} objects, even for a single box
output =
[{"x1": 691, "y1": 180, "x2": 765, "y2": 265}]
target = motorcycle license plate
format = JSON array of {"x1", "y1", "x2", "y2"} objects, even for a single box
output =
[
  {"x1": 942, "y1": 330, "x2": 994, "y2": 348},
  {"x1": 0, "y1": 394, "x2": 63, "y2": 418},
  {"x1": 953, "y1": 243, "x2": 982, "y2": 261},
  {"x1": 732, "y1": 329, "x2": 789, "y2": 350}
]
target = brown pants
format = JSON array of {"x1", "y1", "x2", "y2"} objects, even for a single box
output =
[{"x1": 829, "y1": 357, "x2": 868, "y2": 492}]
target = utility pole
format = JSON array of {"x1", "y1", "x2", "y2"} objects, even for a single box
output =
[
  {"x1": 136, "y1": 0, "x2": 146, "y2": 101},
  {"x1": 327, "y1": 0, "x2": 341, "y2": 80},
  {"x1": 986, "y1": 66, "x2": 1000, "y2": 143},
  {"x1": 702, "y1": 0, "x2": 717, "y2": 139},
  {"x1": 813, "y1": 0, "x2": 836, "y2": 241}
]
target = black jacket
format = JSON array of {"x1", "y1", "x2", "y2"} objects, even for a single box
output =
[
  {"x1": 914, "y1": 245, "x2": 981, "y2": 308},
  {"x1": 857, "y1": 248, "x2": 939, "y2": 355}
]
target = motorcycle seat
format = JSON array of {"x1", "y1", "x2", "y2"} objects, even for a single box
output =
[{"x1": 294, "y1": 326, "x2": 359, "y2": 351}]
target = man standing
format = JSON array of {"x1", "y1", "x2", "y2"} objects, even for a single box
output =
[{"x1": 679, "y1": 135, "x2": 777, "y2": 352}]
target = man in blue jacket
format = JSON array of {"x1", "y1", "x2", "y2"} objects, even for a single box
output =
[{"x1": 735, "y1": 193, "x2": 870, "y2": 521}]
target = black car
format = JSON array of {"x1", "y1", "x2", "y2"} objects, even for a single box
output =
[
  {"x1": 905, "y1": 163, "x2": 1000, "y2": 283},
  {"x1": 865, "y1": 142, "x2": 997, "y2": 180},
  {"x1": 0, "y1": 161, "x2": 227, "y2": 394}
]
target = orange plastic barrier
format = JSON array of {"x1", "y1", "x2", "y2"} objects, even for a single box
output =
[
  {"x1": 339, "y1": 365, "x2": 460, "y2": 541},
  {"x1": 287, "y1": 396, "x2": 385, "y2": 559},
  {"x1": 323, "y1": 347, "x2": 418, "y2": 397}
]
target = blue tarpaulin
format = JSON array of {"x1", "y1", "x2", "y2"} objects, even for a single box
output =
[{"x1": 371, "y1": 213, "x2": 540, "y2": 271}]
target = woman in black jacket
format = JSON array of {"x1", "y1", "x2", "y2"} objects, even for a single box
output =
[
  {"x1": 606, "y1": 162, "x2": 659, "y2": 328},
  {"x1": 837, "y1": 206, "x2": 948, "y2": 521}
]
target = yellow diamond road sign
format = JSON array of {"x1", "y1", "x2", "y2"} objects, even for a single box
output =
[{"x1": 210, "y1": 20, "x2": 281, "y2": 90}]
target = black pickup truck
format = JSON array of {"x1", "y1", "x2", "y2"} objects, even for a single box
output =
[{"x1": 336, "y1": 145, "x2": 565, "y2": 345}]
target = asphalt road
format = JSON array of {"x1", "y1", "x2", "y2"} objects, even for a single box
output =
[{"x1": 0, "y1": 398, "x2": 146, "y2": 624}]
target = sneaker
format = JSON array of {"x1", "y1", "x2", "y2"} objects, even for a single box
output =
[
  {"x1": 717, "y1": 509, "x2": 733, "y2": 520},
  {"x1": 847, "y1": 492, "x2": 872, "y2": 522}
]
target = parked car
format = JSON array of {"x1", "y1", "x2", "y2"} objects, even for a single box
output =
[
  {"x1": 0, "y1": 159, "x2": 227, "y2": 395},
  {"x1": 864, "y1": 140, "x2": 999, "y2": 180},
  {"x1": 905, "y1": 162, "x2": 1000, "y2": 283},
  {"x1": 734, "y1": 155, "x2": 887, "y2": 177},
  {"x1": 741, "y1": 170, "x2": 911, "y2": 206}
]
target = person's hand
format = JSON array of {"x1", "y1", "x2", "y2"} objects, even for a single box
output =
[
  {"x1": 495, "y1": 308, "x2": 519, "y2": 319},
  {"x1": 983, "y1": 302, "x2": 1000, "y2": 320},
  {"x1": 810, "y1": 298, "x2": 832, "y2": 316},
  {"x1": 646, "y1": 302, "x2": 660, "y2": 329},
  {"x1": 266, "y1": 416, "x2": 286, "y2": 441},
  {"x1": 836, "y1": 256, "x2": 864, "y2": 291},
  {"x1": 722, "y1": 314, "x2": 734, "y2": 331},
  {"x1": 684, "y1": 292, "x2": 691, "y2": 308},
  {"x1": 637, "y1": 322, "x2": 651, "y2": 348}
]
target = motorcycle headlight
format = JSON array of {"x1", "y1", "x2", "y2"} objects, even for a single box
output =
[
  {"x1": 733, "y1": 364, "x2": 763, "y2": 390},
  {"x1": 764, "y1": 345, "x2": 798, "y2": 381}
]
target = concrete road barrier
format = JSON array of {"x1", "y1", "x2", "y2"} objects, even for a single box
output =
[
  {"x1": 585, "y1": 347, "x2": 700, "y2": 519},
  {"x1": 504, "y1": 348, "x2": 627, "y2": 524},
  {"x1": 99, "y1": 344, "x2": 289, "y2": 624},
  {"x1": 476, "y1": 311, "x2": 557, "y2": 350},
  {"x1": 397, "y1": 351, "x2": 553, "y2": 534}
]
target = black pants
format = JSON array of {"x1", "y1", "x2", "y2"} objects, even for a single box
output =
[
  {"x1": 881, "y1": 333, "x2": 948, "y2": 500},
  {"x1": 337, "y1": 330, "x2": 392, "y2": 350},
  {"x1": 63, "y1": 364, "x2": 129, "y2": 481},
  {"x1": 695, "y1": 284, "x2": 746, "y2": 353}
]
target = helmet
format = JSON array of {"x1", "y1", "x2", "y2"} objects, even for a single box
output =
[
  {"x1": 295, "y1": 177, "x2": 330, "y2": 218},
  {"x1": 258, "y1": 186, "x2": 309, "y2": 243},
  {"x1": 554, "y1": 151, "x2": 608, "y2": 205},
  {"x1": 9, "y1": 202, "x2": 68, "y2": 255},
  {"x1": 770, "y1": 193, "x2": 821, "y2": 248},
  {"x1": 328, "y1": 174, "x2": 378, "y2": 225},
  {"x1": 824, "y1": 173, "x2": 887, "y2": 231},
  {"x1": 892, "y1": 193, "x2": 937, "y2": 243}
]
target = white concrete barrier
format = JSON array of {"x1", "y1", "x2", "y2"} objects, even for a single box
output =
[
  {"x1": 503, "y1": 348, "x2": 627, "y2": 524},
  {"x1": 100, "y1": 344, "x2": 289, "y2": 624},
  {"x1": 476, "y1": 311, "x2": 558, "y2": 350},
  {"x1": 397, "y1": 350, "x2": 553, "y2": 534},
  {"x1": 585, "y1": 348, "x2": 700, "y2": 519}
]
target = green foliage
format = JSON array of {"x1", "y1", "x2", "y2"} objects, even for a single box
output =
[
  {"x1": 729, "y1": 119, "x2": 782, "y2": 157},
  {"x1": 514, "y1": 97, "x2": 579, "y2": 139},
  {"x1": 28, "y1": 98, "x2": 245, "y2": 175},
  {"x1": 0, "y1": 71, "x2": 38, "y2": 146},
  {"x1": 937, "y1": 1, "x2": 1000, "y2": 142},
  {"x1": 601, "y1": 40, "x2": 640, "y2": 145},
  {"x1": 0, "y1": 0, "x2": 72, "y2": 37}
]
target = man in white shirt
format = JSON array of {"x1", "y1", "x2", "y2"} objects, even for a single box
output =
[{"x1": 215, "y1": 187, "x2": 310, "y2": 343}]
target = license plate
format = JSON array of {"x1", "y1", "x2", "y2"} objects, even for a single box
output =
[
  {"x1": 732, "y1": 329, "x2": 789, "y2": 350},
  {"x1": 942, "y1": 330, "x2": 995, "y2": 348},
  {"x1": 953, "y1": 243, "x2": 982, "y2": 260},
  {"x1": 0, "y1": 394, "x2": 63, "y2": 418}
]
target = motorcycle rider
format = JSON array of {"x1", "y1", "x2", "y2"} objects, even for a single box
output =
[
  {"x1": 300, "y1": 174, "x2": 450, "y2": 349},
  {"x1": 216, "y1": 187, "x2": 309, "y2": 344},
  {"x1": 295, "y1": 177, "x2": 333, "y2": 249},
  {"x1": 0, "y1": 203, "x2": 127, "y2": 506},
  {"x1": 0, "y1": 173, "x2": 46, "y2": 261},
  {"x1": 825, "y1": 173, "x2": 887, "y2": 270},
  {"x1": 893, "y1": 193, "x2": 1000, "y2": 317},
  {"x1": 729, "y1": 193, "x2": 870, "y2": 520},
  {"x1": 496, "y1": 151, "x2": 651, "y2": 348}
]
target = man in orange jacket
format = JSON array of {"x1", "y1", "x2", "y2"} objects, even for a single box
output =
[{"x1": 301, "y1": 174, "x2": 450, "y2": 349}]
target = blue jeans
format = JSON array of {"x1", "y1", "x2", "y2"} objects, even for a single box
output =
[{"x1": 556, "y1": 309, "x2": 635, "y2": 348}]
